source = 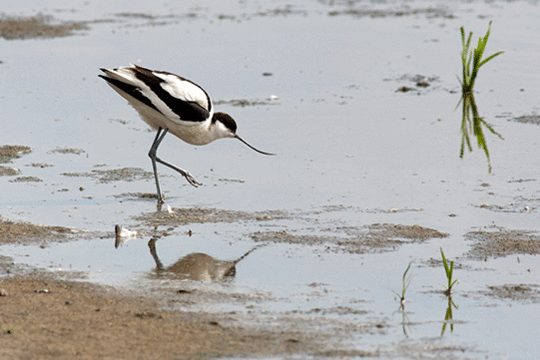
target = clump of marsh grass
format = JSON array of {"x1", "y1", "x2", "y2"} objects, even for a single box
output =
[
  {"x1": 440, "y1": 248, "x2": 458, "y2": 297},
  {"x1": 458, "y1": 21, "x2": 504, "y2": 95},
  {"x1": 457, "y1": 21, "x2": 504, "y2": 173}
]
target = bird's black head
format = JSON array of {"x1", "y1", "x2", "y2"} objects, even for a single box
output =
[
  {"x1": 213, "y1": 112, "x2": 237, "y2": 134},
  {"x1": 212, "y1": 111, "x2": 275, "y2": 156}
]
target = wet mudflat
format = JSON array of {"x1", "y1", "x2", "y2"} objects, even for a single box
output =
[{"x1": 2, "y1": 0, "x2": 540, "y2": 359}]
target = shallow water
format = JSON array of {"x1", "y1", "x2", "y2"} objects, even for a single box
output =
[{"x1": 2, "y1": 0, "x2": 540, "y2": 358}]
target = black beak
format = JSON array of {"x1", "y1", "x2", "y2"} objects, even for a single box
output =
[{"x1": 235, "y1": 135, "x2": 275, "y2": 156}]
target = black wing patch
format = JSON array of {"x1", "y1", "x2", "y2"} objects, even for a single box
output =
[
  {"x1": 99, "y1": 72, "x2": 162, "y2": 115},
  {"x1": 131, "y1": 66, "x2": 210, "y2": 122},
  {"x1": 100, "y1": 66, "x2": 211, "y2": 122}
]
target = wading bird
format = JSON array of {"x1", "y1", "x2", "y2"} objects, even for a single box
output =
[{"x1": 99, "y1": 64, "x2": 273, "y2": 203}]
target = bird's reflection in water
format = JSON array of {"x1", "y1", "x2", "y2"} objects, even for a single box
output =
[{"x1": 148, "y1": 237, "x2": 262, "y2": 282}]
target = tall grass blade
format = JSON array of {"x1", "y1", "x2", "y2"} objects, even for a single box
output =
[{"x1": 478, "y1": 51, "x2": 504, "y2": 68}]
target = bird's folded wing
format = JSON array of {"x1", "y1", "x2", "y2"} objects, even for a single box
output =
[{"x1": 100, "y1": 64, "x2": 212, "y2": 123}]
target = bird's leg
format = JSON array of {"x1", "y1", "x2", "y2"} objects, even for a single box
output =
[
  {"x1": 148, "y1": 128, "x2": 202, "y2": 202},
  {"x1": 148, "y1": 127, "x2": 167, "y2": 203},
  {"x1": 155, "y1": 157, "x2": 202, "y2": 187}
]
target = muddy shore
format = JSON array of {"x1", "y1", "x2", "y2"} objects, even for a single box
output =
[{"x1": 0, "y1": 275, "x2": 329, "y2": 360}]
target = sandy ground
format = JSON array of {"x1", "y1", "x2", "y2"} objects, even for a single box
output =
[
  {"x1": 0, "y1": 15, "x2": 87, "y2": 40},
  {"x1": 0, "y1": 276, "x2": 326, "y2": 360}
]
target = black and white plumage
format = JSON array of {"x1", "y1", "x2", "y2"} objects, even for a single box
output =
[{"x1": 99, "y1": 63, "x2": 273, "y2": 203}]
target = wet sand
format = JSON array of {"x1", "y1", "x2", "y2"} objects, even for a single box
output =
[{"x1": 0, "y1": 276, "x2": 327, "y2": 360}]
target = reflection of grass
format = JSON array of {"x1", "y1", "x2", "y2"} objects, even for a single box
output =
[
  {"x1": 458, "y1": 93, "x2": 503, "y2": 172},
  {"x1": 457, "y1": 22, "x2": 504, "y2": 173},
  {"x1": 440, "y1": 248, "x2": 458, "y2": 297},
  {"x1": 441, "y1": 297, "x2": 458, "y2": 336}
]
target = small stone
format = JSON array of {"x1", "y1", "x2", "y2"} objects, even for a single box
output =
[{"x1": 397, "y1": 86, "x2": 413, "y2": 92}]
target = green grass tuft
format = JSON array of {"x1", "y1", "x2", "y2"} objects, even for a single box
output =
[
  {"x1": 440, "y1": 248, "x2": 458, "y2": 296},
  {"x1": 393, "y1": 262, "x2": 413, "y2": 308},
  {"x1": 458, "y1": 21, "x2": 504, "y2": 94}
]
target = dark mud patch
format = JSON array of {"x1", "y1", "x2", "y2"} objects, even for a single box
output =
[
  {"x1": 215, "y1": 2, "x2": 453, "y2": 22},
  {"x1": 9, "y1": 176, "x2": 43, "y2": 183},
  {"x1": 507, "y1": 178, "x2": 537, "y2": 183},
  {"x1": 48, "y1": 147, "x2": 86, "y2": 155},
  {"x1": 135, "y1": 207, "x2": 289, "y2": 229},
  {"x1": 112, "y1": 12, "x2": 198, "y2": 28},
  {"x1": 475, "y1": 195, "x2": 540, "y2": 213},
  {"x1": 217, "y1": 6, "x2": 308, "y2": 21},
  {"x1": 113, "y1": 2, "x2": 453, "y2": 25},
  {"x1": 0, "y1": 14, "x2": 88, "y2": 40},
  {"x1": 389, "y1": 74, "x2": 440, "y2": 94},
  {"x1": 318, "y1": 349, "x2": 384, "y2": 357},
  {"x1": 108, "y1": 118, "x2": 130, "y2": 125},
  {"x1": 62, "y1": 167, "x2": 153, "y2": 183},
  {"x1": 0, "y1": 218, "x2": 83, "y2": 245},
  {"x1": 480, "y1": 284, "x2": 540, "y2": 303},
  {"x1": 115, "y1": 12, "x2": 159, "y2": 20},
  {"x1": 0, "y1": 145, "x2": 32, "y2": 164},
  {"x1": 0, "y1": 145, "x2": 32, "y2": 177},
  {"x1": 327, "y1": 6, "x2": 453, "y2": 19},
  {"x1": 218, "y1": 178, "x2": 245, "y2": 183},
  {"x1": 362, "y1": 223, "x2": 447, "y2": 241},
  {"x1": 367, "y1": 207, "x2": 423, "y2": 214},
  {"x1": 511, "y1": 114, "x2": 540, "y2": 125},
  {"x1": 464, "y1": 227, "x2": 540, "y2": 260},
  {"x1": 0, "y1": 167, "x2": 21, "y2": 176},
  {"x1": 27, "y1": 162, "x2": 54, "y2": 168},
  {"x1": 252, "y1": 224, "x2": 448, "y2": 254},
  {"x1": 300, "y1": 306, "x2": 369, "y2": 317},
  {"x1": 114, "y1": 192, "x2": 159, "y2": 200}
]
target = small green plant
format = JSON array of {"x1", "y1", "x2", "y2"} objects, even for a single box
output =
[
  {"x1": 457, "y1": 22, "x2": 504, "y2": 173},
  {"x1": 393, "y1": 262, "x2": 413, "y2": 308},
  {"x1": 440, "y1": 248, "x2": 458, "y2": 296},
  {"x1": 458, "y1": 21, "x2": 504, "y2": 94}
]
